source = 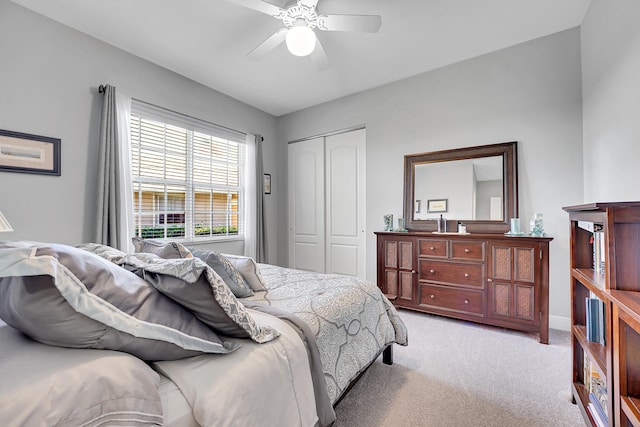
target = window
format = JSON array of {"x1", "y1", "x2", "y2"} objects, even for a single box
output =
[{"x1": 130, "y1": 101, "x2": 245, "y2": 241}]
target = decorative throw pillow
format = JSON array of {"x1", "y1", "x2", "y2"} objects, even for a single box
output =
[
  {"x1": 188, "y1": 248, "x2": 254, "y2": 298},
  {"x1": 77, "y1": 242, "x2": 127, "y2": 263},
  {"x1": 119, "y1": 253, "x2": 278, "y2": 343},
  {"x1": 221, "y1": 254, "x2": 268, "y2": 292},
  {"x1": 132, "y1": 237, "x2": 192, "y2": 259},
  {"x1": 0, "y1": 242, "x2": 238, "y2": 361}
]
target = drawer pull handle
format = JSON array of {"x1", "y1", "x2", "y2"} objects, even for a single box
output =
[
  {"x1": 464, "y1": 299, "x2": 470, "y2": 304},
  {"x1": 430, "y1": 246, "x2": 435, "y2": 251},
  {"x1": 411, "y1": 270, "x2": 416, "y2": 274},
  {"x1": 430, "y1": 294, "x2": 436, "y2": 299},
  {"x1": 487, "y1": 278, "x2": 493, "y2": 283},
  {"x1": 464, "y1": 248, "x2": 470, "y2": 253},
  {"x1": 430, "y1": 269, "x2": 436, "y2": 274},
  {"x1": 464, "y1": 273, "x2": 470, "y2": 278}
]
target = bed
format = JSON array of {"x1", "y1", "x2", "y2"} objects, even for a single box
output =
[{"x1": 0, "y1": 240, "x2": 407, "y2": 427}]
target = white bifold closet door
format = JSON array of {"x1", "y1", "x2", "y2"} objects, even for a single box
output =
[{"x1": 288, "y1": 128, "x2": 366, "y2": 278}]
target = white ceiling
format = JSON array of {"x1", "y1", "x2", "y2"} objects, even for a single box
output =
[{"x1": 10, "y1": 0, "x2": 592, "y2": 116}]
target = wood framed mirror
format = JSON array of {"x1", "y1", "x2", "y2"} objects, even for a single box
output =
[{"x1": 404, "y1": 141, "x2": 518, "y2": 233}]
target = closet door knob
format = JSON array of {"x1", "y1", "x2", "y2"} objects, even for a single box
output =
[{"x1": 487, "y1": 278, "x2": 493, "y2": 283}]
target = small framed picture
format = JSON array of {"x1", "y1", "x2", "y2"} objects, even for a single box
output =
[
  {"x1": 0, "y1": 129, "x2": 61, "y2": 176},
  {"x1": 264, "y1": 173, "x2": 271, "y2": 194},
  {"x1": 427, "y1": 199, "x2": 448, "y2": 213}
]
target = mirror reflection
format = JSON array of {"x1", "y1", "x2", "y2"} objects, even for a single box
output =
[
  {"x1": 403, "y1": 141, "x2": 517, "y2": 234},
  {"x1": 413, "y1": 156, "x2": 504, "y2": 221}
]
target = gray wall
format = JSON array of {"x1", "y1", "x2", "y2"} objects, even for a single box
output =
[
  {"x1": 0, "y1": 2, "x2": 280, "y2": 261},
  {"x1": 581, "y1": 0, "x2": 640, "y2": 202},
  {"x1": 277, "y1": 29, "x2": 584, "y2": 327}
]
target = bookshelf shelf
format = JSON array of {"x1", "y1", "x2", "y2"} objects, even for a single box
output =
[
  {"x1": 573, "y1": 268, "x2": 607, "y2": 294},
  {"x1": 573, "y1": 325, "x2": 607, "y2": 377},
  {"x1": 620, "y1": 396, "x2": 640, "y2": 427},
  {"x1": 573, "y1": 382, "x2": 599, "y2": 425},
  {"x1": 564, "y1": 202, "x2": 640, "y2": 427}
]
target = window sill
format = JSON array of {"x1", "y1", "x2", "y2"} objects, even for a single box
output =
[
  {"x1": 146, "y1": 236, "x2": 244, "y2": 245},
  {"x1": 180, "y1": 236, "x2": 244, "y2": 245}
]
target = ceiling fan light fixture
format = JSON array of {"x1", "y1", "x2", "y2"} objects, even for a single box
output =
[{"x1": 285, "y1": 25, "x2": 316, "y2": 56}]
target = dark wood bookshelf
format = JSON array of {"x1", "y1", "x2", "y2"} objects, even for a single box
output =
[{"x1": 564, "y1": 202, "x2": 640, "y2": 427}]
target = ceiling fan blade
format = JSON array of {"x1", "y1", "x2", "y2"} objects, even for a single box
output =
[
  {"x1": 299, "y1": 0, "x2": 319, "y2": 8},
  {"x1": 248, "y1": 28, "x2": 288, "y2": 59},
  {"x1": 318, "y1": 14, "x2": 382, "y2": 33},
  {"x1": 310, "y1": 37, "x2": 331, "y2": 71},
  {"x1": 227, "y1": 0, "x2": 284, "y2": 17}
]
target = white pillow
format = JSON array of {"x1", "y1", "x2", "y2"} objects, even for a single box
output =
[{"x1": 221, "y1": 254, "x2": 267, "y2": 291}]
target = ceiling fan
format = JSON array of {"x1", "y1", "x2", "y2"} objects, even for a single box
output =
[{"x1": 228, "y1": 0, "x2": 382, "y2": 70}]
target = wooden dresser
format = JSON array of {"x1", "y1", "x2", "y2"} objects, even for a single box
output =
[{"x1": 375, "y1": 231, "x2": 553, "y2": 343}]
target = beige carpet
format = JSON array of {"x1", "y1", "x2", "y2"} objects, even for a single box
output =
[{"x1": 334, "y1": 310, "x2": 585, "y2": 427}]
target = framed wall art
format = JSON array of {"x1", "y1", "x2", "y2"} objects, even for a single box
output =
[
  {"x1": 264, "y1": 173, "x2": 271, "y2": 194},
  {"x1": 427, "y1": 199, "x2": 448, "y2": 213},
  {"x1": 0, "y1": 129, "x2": 61, "y2": 176}
]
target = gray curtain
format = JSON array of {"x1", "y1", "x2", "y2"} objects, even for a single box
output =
[
  {"x1": 95, "y1": 84, "x2": 121, "y2": 246},
  {"x1": 255, "y1": 135, "x2": 268, "y2": 263}
]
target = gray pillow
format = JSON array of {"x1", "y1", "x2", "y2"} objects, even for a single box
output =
[
  {"x1": 189, "y1": 248, "x2": 254, "y2": 298},
  {"x1": 221, "y1": 254, "x2": 268, "y2": 291},
  {"x1": 0, "y1": 242, "x2": 238, "y2": 360},
  {"x1": 133, "y1": 268, "x2": 250, "y2": 338},
  {"x1": 117, "y1": 253, "x2": 278, "y2": 343},
  {"x1": 132, "y1": 237, "x2": 192, "y2": 259}
]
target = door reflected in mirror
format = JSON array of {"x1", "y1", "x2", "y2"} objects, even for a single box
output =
[{"x1": 413, "y1": 156, "x2": 503, "y2": 221}]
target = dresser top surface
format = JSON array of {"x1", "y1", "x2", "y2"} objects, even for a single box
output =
[{"x1": 374, "y1": 231, "x2": 553, "y2": 242}]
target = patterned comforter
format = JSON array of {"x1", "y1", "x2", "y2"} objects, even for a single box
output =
[{"x1": 244, "y1": 264, "x2": 408, "y2": 403}]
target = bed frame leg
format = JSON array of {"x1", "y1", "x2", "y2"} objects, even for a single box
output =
[{"x1": 382, "y1": 345, "x2": 393, "y2": 365}]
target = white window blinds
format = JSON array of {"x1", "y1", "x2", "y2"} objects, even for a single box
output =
[{"x1": 130, "y1": 100, "x2": 245, "y2": 241}]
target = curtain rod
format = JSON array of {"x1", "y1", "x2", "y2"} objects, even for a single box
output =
[{"x1": 96, "y1": 84, "x2": 248, "y2": 138}]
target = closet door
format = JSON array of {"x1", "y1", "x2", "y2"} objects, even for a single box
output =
[
  {"x1": 288, "y1": 138, "x2": 325, "y2": 272},
  {"x1": 325, "y1": 129, "x2": 366, "y2": 278}
]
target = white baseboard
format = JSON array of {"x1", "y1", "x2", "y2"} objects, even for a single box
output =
[{"x1": 549, "y1": 314, "x2": 571, "y2": 332}]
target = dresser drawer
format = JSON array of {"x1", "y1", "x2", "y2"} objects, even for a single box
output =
[
  {"x1": 418, "y1": 239, "x2": 448, "y2": 258},
  {"x1": 451, "y1": 241, "x2": 485, "y2": 261},
  {"x1": 419, "y1": 284, "x2": 484, "y2": 317},
  {"x1": 419, "y1": 260, "x2": 484, "y2": 288}
]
